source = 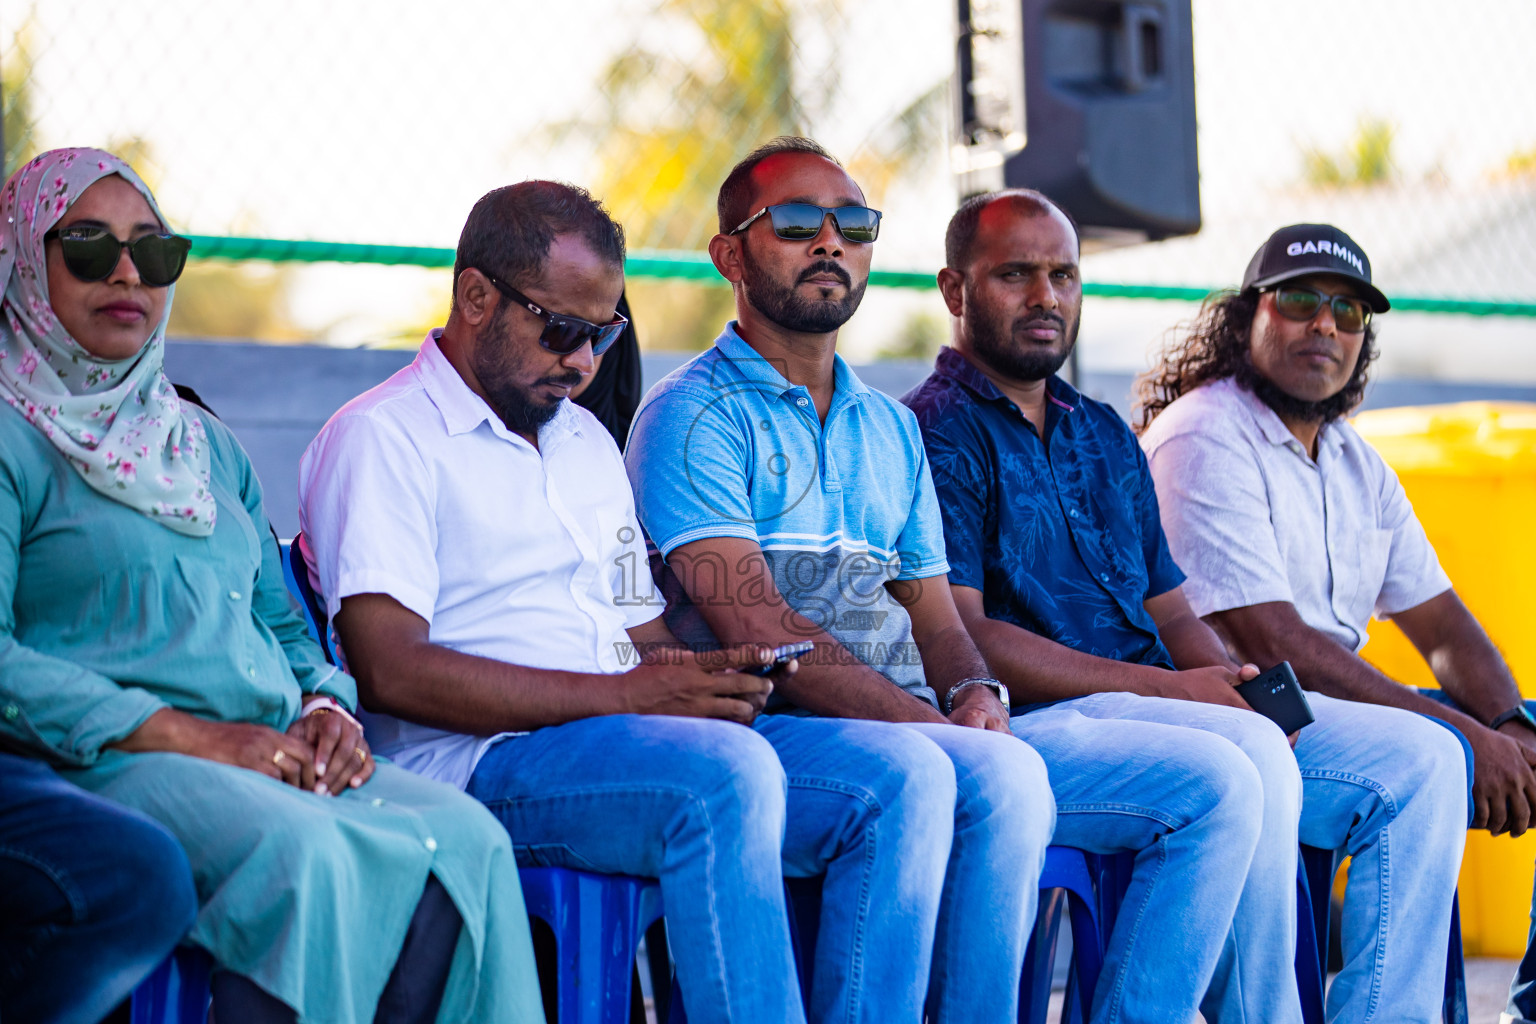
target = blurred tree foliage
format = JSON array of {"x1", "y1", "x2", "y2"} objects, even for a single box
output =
[
  {"x1": 2, "y1": 9, "x2": 39, "y2": 177},
  {"x1": 168, "y1": 262, "x2": 305, "y2": 341},
  {"x1": 1302, "y1": 117, "x2": 1397, "y2": 187},
  {"x1": 876, "y1": 309, "x2": 947, "y2": 361},
  {"x1": 569, "y1": 0, "x2": 946, "y2": 352},
  {"x1": 1501, "y1": 146, "x2": 1536, "y2": 179},
  {"x1": 103, "y1": 136, "x2": 304, "y2": 342}
]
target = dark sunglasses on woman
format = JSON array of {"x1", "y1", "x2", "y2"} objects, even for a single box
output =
[
  {"x1": 731, "y1": 203, "x2": 882, "y2": 243},
  {"x1": 43, "y1": 225, "x2": 192, "y2": 288},
  {"x1": 479, "y1": 270, "x2": 629, "y2": 356},
  {"x1": 1266, "y1": 284, "x2": 1373, "y2": 333}
]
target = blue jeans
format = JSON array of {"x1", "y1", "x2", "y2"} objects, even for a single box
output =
[
  {"x1": 468, "y1": 713, "x2": 1052, "y2": 1024},
  {"x1": 1011, "y1": 692, "x2": 1295, "y2": 1024},
  {"x1": 0, "y1": 751, "x2": 197, "y2": 1024},
  {"x1": 466, "y1": 715, "x2": 801, "y2": 1024},
  {"x1": 1118, "y1": 691, "x2": 1465, "y2": 1023},
  {"x1": 1296, "y1": 693, "x2": 1467, "y2": 1023},
  {"x1": 755, "y1": 716, "x2": 1053, "y2": 1024},
  {"x1": 1414, "y1": 691, "x2": 1536, "y2": 1024}
]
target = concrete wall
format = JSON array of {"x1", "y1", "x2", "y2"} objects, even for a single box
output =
[{"x1": 164, "y1": 340, "x2": 1536, "y2": 538}]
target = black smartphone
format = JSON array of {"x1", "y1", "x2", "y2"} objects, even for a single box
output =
[
  {"x1": 740, "y1": 642, "x2": 815, "y2": 677},
  {"x1": 1235, "y1": 661, "x2": 1315, "y2": 734}
]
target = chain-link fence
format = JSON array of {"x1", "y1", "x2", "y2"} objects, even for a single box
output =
[{"x1": 4, "y1": 0, "x2": 1534, "y2": 363}]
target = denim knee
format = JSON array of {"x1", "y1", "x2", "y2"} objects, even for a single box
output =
[
  {"x1": 664, "y1": 721, "x2": 789, "y2": 839},
  {"x1": 1389, "y1": 716, "x2": 1469, "y2": 825},
  {"x1": 1180, "y1": 733, "x2": 1270, "y2": 846},
  {"x1": 1224, "y1": 714, "x2": 1304, "y2": 819},
  {"x1": 868, "y1": 726, "x2": 960, "y2": 830},
  {"x1": 947, "y1": 731, "x2": 1056, "y2": 852}
]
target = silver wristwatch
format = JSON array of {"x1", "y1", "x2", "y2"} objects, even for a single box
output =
[{"x1": 944, "y1": 677, "x2": 1010, "y2": 715}]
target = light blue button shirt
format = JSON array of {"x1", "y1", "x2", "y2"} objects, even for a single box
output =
[{"x1": 626, "y1": 322, "x2": 950, "y2": 707}]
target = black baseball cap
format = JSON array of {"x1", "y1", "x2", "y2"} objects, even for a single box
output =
[{"x1": 1241, "y1": 223, "x2": 1390, "y2": 313}]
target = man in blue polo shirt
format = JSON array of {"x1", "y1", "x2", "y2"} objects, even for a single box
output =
[
  {"x1": 626, "y1": 138, "x2": 1052, "y2": 1024},
  {"x1": 903, "y1": 189, "x2": 1309, "y2": 1022}
]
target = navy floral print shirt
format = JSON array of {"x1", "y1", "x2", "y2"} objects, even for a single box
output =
[{"x1": 902, "y1": 347, "x2": 1184, "y2": 675}]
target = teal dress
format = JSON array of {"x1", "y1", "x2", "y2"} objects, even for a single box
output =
[{"x1": 0, "y1": 401, "x2": 543, "y2": 1024}]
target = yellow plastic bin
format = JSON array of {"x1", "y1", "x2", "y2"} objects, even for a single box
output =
[{"x1": 1354, "y1": 401, "x2": 1536, "y2": 957}]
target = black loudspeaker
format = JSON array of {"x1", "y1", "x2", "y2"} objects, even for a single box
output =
[{"x1": 957, "y1": 0, "x2": 1201, "y2": 239}]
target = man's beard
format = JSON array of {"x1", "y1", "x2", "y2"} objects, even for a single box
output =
[
  {"x1": 1235, "y1": 322, "x2": 1363, "y2": 425},
  {"x1": 740, "y1": 247, "x2": 867, "y2": 334},
  {"x1": 968, "y1": 306, "x2": 1079, "y2": 382},
  {"x1": 471, "y1": 313, "x2": 582, "y2": 436}
]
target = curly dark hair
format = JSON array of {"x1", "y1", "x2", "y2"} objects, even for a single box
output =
[{"x1": 1132, "y1": 289, "x2": 1378, "y2": 434}]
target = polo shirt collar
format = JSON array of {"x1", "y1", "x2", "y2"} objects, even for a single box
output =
[
  {"x1": 415, "y1": 328, "x2": 584, "y2": 447},
  {"x1": 713, "y1": 320, "x2": 870, "y2": 403},
  {"x1": 1223, "y1": 376, "x2": 1344, "y2": 459},
  {"x1": 933, "y1": 345, "x2": 1080, "y2": 413}
]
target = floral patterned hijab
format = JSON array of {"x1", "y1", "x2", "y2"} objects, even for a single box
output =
[{"x1": 0, "y1": 148, "x2": 215, "y2": 536}]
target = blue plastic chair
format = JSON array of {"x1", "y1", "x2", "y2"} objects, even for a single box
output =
[
  {"x1": 520, "y1": 867, "x2": 671, "y2": 1024},
  {"x1": 130, "y1": 947, "x2": 212, "y2": 1024},
  {"x1": 281, "y1": 535, "x2": 335, "y2": 664},
  {"x1": 1018, "y1": 846, "x2": 1118, "y2": 1024}
]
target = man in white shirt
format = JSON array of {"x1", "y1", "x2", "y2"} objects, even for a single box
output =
[
  {"x1": 1137, "y1": 223, "x2": 1520, "y2": 1022},
  {"x1": 299, "y1": 180, "x2": 965, "y2": 1024}
]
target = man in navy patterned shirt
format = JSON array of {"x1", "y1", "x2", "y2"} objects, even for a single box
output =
[{"x1": 903, "y1": 190, "x2": 1317, "y2": 1022}]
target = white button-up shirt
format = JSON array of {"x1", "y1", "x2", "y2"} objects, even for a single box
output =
[
  {"x1": 298, "y1": 330, "x2": 662, "y2": 788},
  {"x1": 1140, "y1": 377, "x2": 1451, "y2": 652}
]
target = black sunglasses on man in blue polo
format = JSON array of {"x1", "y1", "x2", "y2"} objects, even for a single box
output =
[
  {"x1": 477, "y1": 270, "x2": 629, "y2": 355},
  {"x1": 731, "y1": 203, "x2": 882, "y2": 244}
]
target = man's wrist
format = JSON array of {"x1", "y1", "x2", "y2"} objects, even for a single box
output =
[
  {"x1": 1127, "y1": 666, "x2": 1178, "y2": 698},
  {"x1": 944, "y1": 677, "x2": 1009, "y2": 715}
]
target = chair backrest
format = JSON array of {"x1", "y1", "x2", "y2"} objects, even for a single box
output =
[{"x1": 279, "y1": 535, "x2": 336, "y2": 665}]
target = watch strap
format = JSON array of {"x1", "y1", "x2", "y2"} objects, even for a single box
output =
[
  {"x1": 1489, "y1": 705, "x2": 1536, "y2": 735},
  {"x1": 944, "y1": 677, "x2": 1009, "y2": 715}
]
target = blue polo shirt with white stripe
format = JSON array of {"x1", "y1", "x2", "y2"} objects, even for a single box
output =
[{"x1": 625, "y1": 321, "x2": 950, "y2": 709}]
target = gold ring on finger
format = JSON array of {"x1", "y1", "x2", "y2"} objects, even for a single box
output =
[
  {"x1": 272, "y1": 750, "x2": 287, "y2": 766},
  {"x1": 353, "y1": 747, "x2": 368, "y2": 764}
]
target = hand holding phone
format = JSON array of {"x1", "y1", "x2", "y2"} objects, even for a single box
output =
[
  {"x1": 740, "y1": 642, "x2": 815, "y2": 677},
  {"x1": 1234, "y1": 661, "x2": 1315, "y2": 735}
]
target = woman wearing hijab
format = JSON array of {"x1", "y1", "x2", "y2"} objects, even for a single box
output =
[{"x1": 0, "y1": 149, "x2": 543, "y2": 1024}]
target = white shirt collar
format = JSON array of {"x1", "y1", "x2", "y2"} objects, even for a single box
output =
[{"x1": 415, "y1": 328, "x2": 585, "y2": 450}]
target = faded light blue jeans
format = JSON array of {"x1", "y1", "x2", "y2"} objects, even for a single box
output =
[
  {"x1": 1019, "y1": 688, "x2": 1468, "y2": 1024},
  {"x1": 1012, "y1": 692, "x2": 1295, "y2": 1024},
  {"x1": 755, "y1": 715, "x2": 1055, "y2": 1024},
  {"x1": 1070, "y1": 690, "x2": 1466, "y2": 1023}
]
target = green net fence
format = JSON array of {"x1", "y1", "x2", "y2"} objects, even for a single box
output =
[{"x1": 4, "y1": 0, "x2": 1534, "y2": 363}]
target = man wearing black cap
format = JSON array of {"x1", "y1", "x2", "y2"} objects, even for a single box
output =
[{"x1": 1138, "y1": 223, "x2": 1536, "y2": 1022}]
